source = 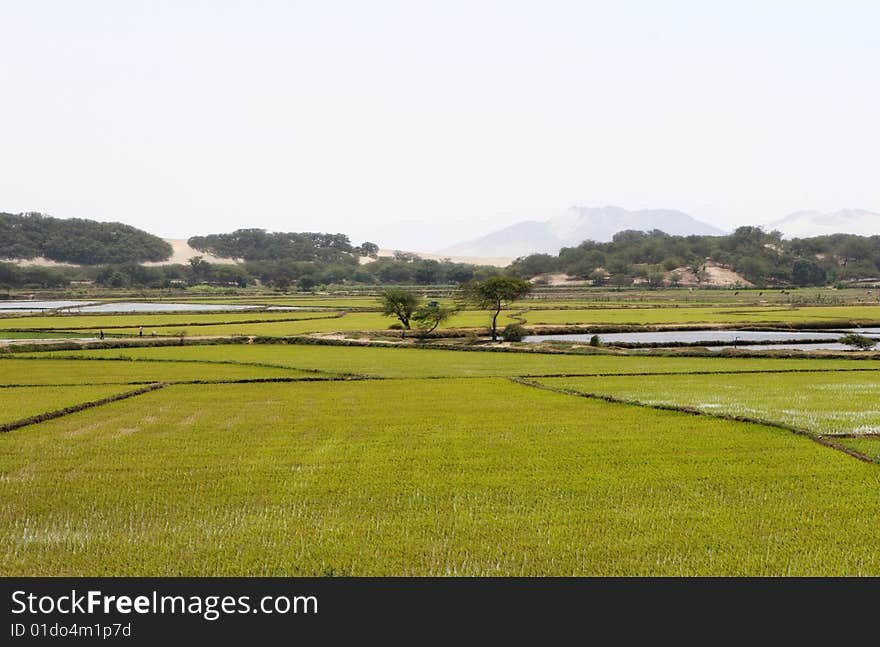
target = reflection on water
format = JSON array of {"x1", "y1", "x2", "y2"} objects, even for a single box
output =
[
  {"x1": 68, "y1": 303, "x2": 260, "y2": 313},
  {"x1": 0, "y1": 300, "x2": 95, "y2": 310},
  {"x1": 0, "y1": 300, "x2": 261, "y2": 313},
  {"x1": 524, "y1": 330, "x2": 849, "y2": 344},
  {"x1": 707, "y1": 343, "x2": 854, "y2": 352},
  {"x1": 525, "y1": 328, "x2": 880, "y2": 352}
]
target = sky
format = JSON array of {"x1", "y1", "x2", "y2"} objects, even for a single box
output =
[{"x1": 1, "y1": 1, "x2": 878, "y2": 251}]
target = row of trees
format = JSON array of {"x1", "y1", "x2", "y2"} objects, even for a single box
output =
[
  {"x1": 0, "y1": 212, "x2": 172, "y2": 264},
  {"x1": 187, "y1": 229, "x2": 379, "y2": 263},
  {"x1": 0, "y1": 254, "x2": 506, "y2": 291},
  {"x1": 508, "y1": 227, "x2": 880, "y2": 287},
  {"x1": 0, "y1": 261, "x2": 252, "y2": 290}
]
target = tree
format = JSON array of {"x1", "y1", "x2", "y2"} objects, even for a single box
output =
[
  {"x1": 792, "y1": 259, "x2": 826, "y2": 286},
  {"x1": 188, "y1": 255, "x2": 212, "y2": 282},
  {"x1": 461, "y1": 276, "x2": 531, "y2": 341},
  {"x1": 647, "y1": 270, "x2": 666, "y2": 289},
  {"x1": 839, "y1": 334, "x2": 877, "y2": 351},
  {"x1": 380, "y1": 289, "x2": 420, "y2": 330},
  {"x1": 412, "y1": 304, "x2": 456, "y2": 337}
]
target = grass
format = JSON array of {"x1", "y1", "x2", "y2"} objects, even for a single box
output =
[
  {"x1": 5, "y1": 318, "x2": 880, "y2": 577},
  {"x1": 80, "y1": 310, "x2": 515, "y2": 337},
  {"x1": 29, "y1": 343, "x2": 880, "y2": 378},
  {"x1": 0, "y1": 385, "x2": 135, "y2": 426},
  {"x1": 7, "y1": 299, "x2": 880, "y2": 338},
  {"x1": 0, "y1": 331, "x2": 96, "y2": 340},
  {"x1": 0, "y1": 311, "x2": 338, "y2": 331},
  {"x1": 0, "y1": 357, "x2": 313, "y2": 385},
  {"x1": 3, "y1": 378, "x2": 880, "y2": 576},
  {"x1": 837, "y1": 437, "x2": 880, "y2": 461},
  {"x1": 537, "y1": 371, "x2": 880, "y2": 436}
]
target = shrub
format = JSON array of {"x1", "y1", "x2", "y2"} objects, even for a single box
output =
[
  {"x1": 839, "y1": 334, "x2": 877, "y2": 351},
  {"x1": 501, "y1": 323, "x2": 527, "y2": 342}
]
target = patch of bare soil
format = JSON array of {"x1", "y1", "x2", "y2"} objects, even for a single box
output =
[
  {"x1": 143, "y1": 239, "x2": 240, "y2": 266},
  {"x1": 530, "y1": 273, "x2": 592, "y2": 286},
  {"x1": 667, "y1": 261, "x2": 753, "y2": 287}
]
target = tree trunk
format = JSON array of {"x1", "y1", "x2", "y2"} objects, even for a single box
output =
[{"x1": 491, "y1": 306, "x2": 500, "y2": 341}]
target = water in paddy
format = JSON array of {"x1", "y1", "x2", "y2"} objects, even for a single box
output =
[
  {"x1": 524, "y1": 330, "x2": 849, "y2": 344},
  {"x1": 0, "y1": 300, "x2": 262, "y2": 313},
  {"x1": 0, "y1": 300, "x2": 95, "y2": 310},
  {"x1": 68, "y1": 302, "x2": 261, "y2": 313},
  {"x1": 707, "y1": 342, "x2": 856, "y2": 352},
  {"x1": 525, "y1": 328, "x2": 880, "y2": 352}
]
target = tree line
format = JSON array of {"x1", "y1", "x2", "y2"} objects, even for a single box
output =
[
  {"x1": 0, "y1": 212, "x2": 172, "y2": 264},
  {"x1": 0, "y1": 254, "x2": 502, "y2": 291},
  {"x1": 507, "y1": 227, "x2": 880, "y2": 287},
  {"x1": 187, "y1": 229, "x2": 379, "y2": 263}
]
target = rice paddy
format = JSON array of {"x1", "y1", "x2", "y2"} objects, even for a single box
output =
[
  {"x1": 536, "y1": 371, "x2": 880, "y2": 436},
  {"x1": 3, "y1": 378, "x2": 880, "y2": 576},
  {"x1": 3, "y1": 290, "x2": 880, "y2": 576}
]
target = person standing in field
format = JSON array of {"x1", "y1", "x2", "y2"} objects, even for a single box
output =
[{"x1": 139, "y1": 326, "x2": 143, "y2": 337}]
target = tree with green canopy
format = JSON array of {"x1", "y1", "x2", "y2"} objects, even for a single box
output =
[{"x1": 461, "y1": 276, "x2": 532, "y2": 341}]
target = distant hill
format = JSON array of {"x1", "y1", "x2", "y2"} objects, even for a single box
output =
[
  {"x1": 442, "y1": 206, "x2": 726, "y2": 257},
  {"x1": 0, "y1": 212, "x2": 172, "y2": 265},
  {"x1": 507, "y1": 226, "x2": 880, "y2": 288},
  {"x1": 766, "y1": 209, "x2": 880, "y2": 238}
]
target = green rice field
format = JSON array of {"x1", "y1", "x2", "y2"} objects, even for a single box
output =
[
  {"x1": 5, "y1": 298, "x2": 880, "y2": 339},
  {"x1": 3, "y1": 290, "x2": 880, "y2": 576},
  {"x1": 29, "y1": 343, "x2": 879, "y2": 377},
  {"x1": 537, "y1": 371, "x2": 880, "y2": 436},
  {"x1": 2, "y1": 335, "x2": 880, "y2": 576}
]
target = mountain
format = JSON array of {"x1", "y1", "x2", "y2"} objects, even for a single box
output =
[
  {"x1": 766, "y1": 209, "x2": 880, "y2": 239},
  {"x1": 441, "y1": 206, "x2": 725, "y2": 258}
]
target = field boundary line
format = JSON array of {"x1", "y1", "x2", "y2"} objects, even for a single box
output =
[
  {"x1": 0, "y1": 375, "x2": 380, "y2": 388},
  {"x1": 519, "y1": 367, "x2": 880, "y2": 378},
  {"x1": 0, "y1": 383, "x2": 168, "y2": 434},
  {"x1": 511, "y1": 377, "x2": 876, "y2": 464},
  {"x1": 167, "y1": 375, "x2": 380, "y2": 384}
]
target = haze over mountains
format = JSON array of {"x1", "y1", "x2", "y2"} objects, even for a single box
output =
[
  {"x1": 439, "y1": 206, "x2": 880, "y2": 259},
  {"x1": 441, "y1": 206, "x2": 726, "y2": 258},
  {"x1": 766, "y1": 209, "x2": 880, "y2": 240}
]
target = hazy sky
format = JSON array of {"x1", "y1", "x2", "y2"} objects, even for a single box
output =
[{"x1": 1, "y1": 1, "x2": 878, "y2": 250}]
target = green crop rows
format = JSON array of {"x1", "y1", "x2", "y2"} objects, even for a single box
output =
[
  {"x1": 32, "y1": 343, "x2": 877, "y2": 378},
  {"x1": 3, "y1": 334, "x2": 880, "y2": 576},
  {"x1": 537, "y1": 372, "x2": 880, "y2": 437},
  {"x1": 0, "y1": 385, "x2": 136, "y2": 427},
  {"x1": 3, "y1": 378, "x2": 880, "y2": 576}
]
